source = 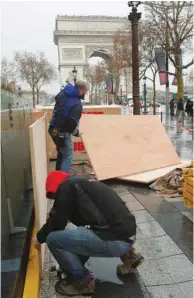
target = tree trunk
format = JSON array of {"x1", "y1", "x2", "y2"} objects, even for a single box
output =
[
  {"x1": 36, "y1": 88, "x2": 40, "y2": 105},
  {"x1": 175, "y1": 47, "x2": 184, "y2": 100},
  {"x1": 32, "y1": 86, "x2": 36, "y2": 107},
  {"x1": 90, "y1": 90, "x2": 93, "y2": 104},
  {"x1": 153, "y1": 74, "x2": 156, "y2": 115},
  {"x1": 124, "y1": 68, "x2": 128, "y2": 97},
  {"x1": 176, "y1": 67, "x2": 184, "y2": 100},
  {"x1": 114, "y1": 92, "x2": 117, "y2": 104}
]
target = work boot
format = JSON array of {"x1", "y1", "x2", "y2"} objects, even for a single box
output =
[
  {"x1": 55, "y1": 275, "x2": 95, "y2": 296},
  {"x1": 117, "y1": 249, "x2": 144, "y2": 276},
  {"x1": 55, "y1": 275, "x2": 72, "y2": 289}
]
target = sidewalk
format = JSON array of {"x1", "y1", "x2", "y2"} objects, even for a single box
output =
[{"x1": 39, "y1": 163, "x2": 193, "y2": 298}]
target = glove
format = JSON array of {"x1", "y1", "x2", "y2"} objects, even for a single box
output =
[{"x1": 72, "y1": 127, "x2": 80, "y2": 137}]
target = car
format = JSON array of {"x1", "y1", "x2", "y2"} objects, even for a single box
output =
[{"x1": 150, "y1": 102, "x2": 161, "y2": 108}]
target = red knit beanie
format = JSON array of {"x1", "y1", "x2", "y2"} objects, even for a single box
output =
[{"x1": 45, "y1": 171, "x2": 70, "y2": 196}]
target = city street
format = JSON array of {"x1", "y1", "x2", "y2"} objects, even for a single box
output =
[{"x1": 1, "y1": 1, "x2": 193, "y2": 298}]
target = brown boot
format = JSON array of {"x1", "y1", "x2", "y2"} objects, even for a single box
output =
[
  {"x1": 117, "y1": 249, "x2": 144, "y2": 276},
  {"x1": 55, "y1": 276, "x2": 95, "y2": 296}
]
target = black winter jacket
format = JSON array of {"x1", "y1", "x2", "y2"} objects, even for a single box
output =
[{"x1": 37, "y1": 177, "x2": 136, "y2": 244}]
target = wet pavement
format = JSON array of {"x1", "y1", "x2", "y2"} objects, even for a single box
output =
[{"x1": 164, "y1": 115, "x2": 193, "y2": 160}]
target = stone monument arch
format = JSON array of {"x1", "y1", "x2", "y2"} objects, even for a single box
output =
[{"x1": 54, "y1": 15, "x2": 129, "y2": 85}]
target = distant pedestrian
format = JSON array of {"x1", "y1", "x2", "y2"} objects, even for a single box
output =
[
  {"x1": 169, "y1": 98, "x2": 175, "y2": 116},
  {"x1": 176, "y1": 99, "x2": 184, "y2": 123},
  {"x1": 49, "y1": 81, "x2": 88, "y2": 173},
  {"x1": 185, "y1": 99, "x2": 193, "y2": 117}
]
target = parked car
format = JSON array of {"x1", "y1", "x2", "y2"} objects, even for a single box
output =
[{"x1": 150, "y1": 102, "x2": 161, "y2": 108}]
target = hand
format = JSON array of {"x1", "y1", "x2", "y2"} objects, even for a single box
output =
[{"x1": 33, "y1": 237, "x2": 41, "y2": 250}]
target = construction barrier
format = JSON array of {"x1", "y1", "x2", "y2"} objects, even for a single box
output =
[{"x1": 183, "y1": 161, "x2": 194, "y2": 209}]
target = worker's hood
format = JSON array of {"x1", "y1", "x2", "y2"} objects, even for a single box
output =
[
  {"x1": 63, "y1": 83, "x2": 80, "y2": 98},
  {"x1": 45, "y1": 171, "x2": 70, "y2": 197}
]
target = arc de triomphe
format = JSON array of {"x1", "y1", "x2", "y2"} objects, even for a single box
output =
[{"x1": 54, "y1": 15, "x2": 132, "y2": 101}]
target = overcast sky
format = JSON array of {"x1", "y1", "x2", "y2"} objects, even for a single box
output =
[{"x1": 1, "y1": 1, "x2": 192, "y2": 95}]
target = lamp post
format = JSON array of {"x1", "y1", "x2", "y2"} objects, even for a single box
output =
[
  {"x1": 143, "y1": 76, "x2": 148, "y2": 114},
  {"x1": 128, "y1": 1, "x2": 142, "y2": 115},
  {"x1": 72, "y1": 66, "x2": 77, "y2": 86}
]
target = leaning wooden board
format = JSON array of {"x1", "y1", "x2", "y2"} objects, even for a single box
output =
[
  {"x1": 80, "y1": 115, "x2": 181, "y2": 181},
  {"x1": 29, "y1": 115, "x2": 48, "y2": 277},
  {"x1": 118, "y1": 159, "x2": 191, "y2": 183},
  {"x1": 32, "y1": 105, "x2": 121, "y2": 161}
]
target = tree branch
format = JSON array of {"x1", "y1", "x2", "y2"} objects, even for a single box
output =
[{"x1": 182, "y1": 59, "x2": 194, "y2": 69}]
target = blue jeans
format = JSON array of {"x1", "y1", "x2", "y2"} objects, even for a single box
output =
[
  {"x1": 46, "y1": 227, "x2": 133, "y2": 282},
  {"x1": 56, "y1": 133, "x2": 73, "y2": 173},
  {"x1": 49, "y1": 128, "x2": 73, "y2": 173}
]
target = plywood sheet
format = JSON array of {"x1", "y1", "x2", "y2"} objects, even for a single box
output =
[
  {"x1": 32, "y1": 106, "x2": 121, "y2": 161},
  {"x1": 118, "y1": 159, "x2": 191, "y2": 183},
  {"x1": 29, "y1": 115, "x2": 48, "y2": 276},
  {"x1": 80, "y1": 115, "x2": 181, "y2": 181}
]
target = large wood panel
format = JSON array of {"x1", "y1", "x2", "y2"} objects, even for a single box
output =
[
  {"x1": 29, "y1": 115, "x2": 48, "y2": 277},
  {"x1": 80, "y1": 115, "x2": 181, "y2": 181},
  {"x1": 32, "y1": 106, "x2": 121, "y2": 161},
  {"x1": 118, "y1": 159, "x2": 191, "y2": 183}
]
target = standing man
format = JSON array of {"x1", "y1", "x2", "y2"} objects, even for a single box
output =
[
  {"x1": 49, "y1": 81, "x2": 88, "y2": 173},
  {"x1": 169, "y1": 98, "x2": 175, "y2": 116},
  {"x1": 185, "y1": 99, "x2": 193, "y2": 117},
  {"x1": 34, "y1": 171, "x2": 144, "y2": 296}
]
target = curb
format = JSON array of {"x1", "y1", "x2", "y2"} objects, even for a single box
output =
[{"x1": 23, "y1": 225, "x2": 40, "y2": 298}]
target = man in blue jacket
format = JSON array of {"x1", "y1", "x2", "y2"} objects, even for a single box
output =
[{"x1": 49, "y1": 81, "x2": 88, "y2": 173}]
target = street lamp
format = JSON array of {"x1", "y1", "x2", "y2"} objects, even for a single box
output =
[
  {"x1": 128, "y1": 1, "x2": 141, "y2": 115},
  {"x1": 72, "y1": 66, "x2": 77, "y2": 86},
  {"x1": 143, "y1": 76, "x2": 148, "y2": 114}
]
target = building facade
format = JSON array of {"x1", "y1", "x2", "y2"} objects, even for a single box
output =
[{"x1": 54, "y1": 15, "x2": 132, "y2": 102}]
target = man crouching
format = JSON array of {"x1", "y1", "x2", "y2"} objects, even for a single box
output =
[{"x1": 34, "y1": 171, "x2": 144, "y2": 296}]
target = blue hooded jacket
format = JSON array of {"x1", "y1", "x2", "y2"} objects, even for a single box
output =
[{"x1": 50, "y1": 83, "x2": 83, "y2": 133}]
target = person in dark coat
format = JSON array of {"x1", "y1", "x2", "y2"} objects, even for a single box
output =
[
  {"x1": 170, "y1": 98, "x2": 175, "y2": 116},
  {"x1": 185, "y1": 99, "x2": 193, "y2": 117},
  {"x1": 176, "y1": 99, "x2": 184, "y2": 123},
  {"x1": 34, "y1": 171, "x2": 144, "y2": 296},
  {"x1": 49, "y1": 81, "x2": 88, "y2": 173}
]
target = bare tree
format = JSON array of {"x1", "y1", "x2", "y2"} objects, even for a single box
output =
[
  {"x1": 35, "y1": 64, "x2": 57, "y2": 104},
  {"x1": 112, "y1": 23, "x2": 155, "y2": 107},
  {"x1": 1, "y1": 57, "x2": 17, "y2": 89},
  {"x1": 144, "y1": 1, "x2": 193, "y2": 100},
  {"x1": 14, "y1": 51, "x2": 57, "y2": 105},
  {"x1": 138, "y1": 25, "x2": 160, "y2": 114},
  {"x1": 84, "y1": 62, "x2": 107, "y2": 104}
]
